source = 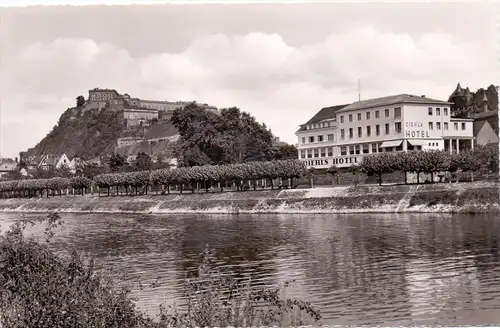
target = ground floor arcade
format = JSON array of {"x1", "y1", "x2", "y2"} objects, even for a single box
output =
[{"x1": 299, "y1": 137, "x2": 476, "y2": 169}]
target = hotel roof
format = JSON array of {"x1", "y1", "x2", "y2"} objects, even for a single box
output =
[
  {"x1": 336, "y1": 94, "x2": 452, "y2": 113},
  {"x1": 297, "y1": 104, "x2": 349, "y2": 132},
  {"x1": 306, "y1": 104, "x2": 350, "y2": 124}
]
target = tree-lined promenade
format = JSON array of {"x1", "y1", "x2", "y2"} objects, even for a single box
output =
[
  {"x1": 357, "y1": 147, "x2": 497, "y2": 185},
  {"x1": 0, "y1": 159, "x2": 307, "y2": 198},
  {"x1": 0, "y1": 147, "x2": 497, "y2": 199}
]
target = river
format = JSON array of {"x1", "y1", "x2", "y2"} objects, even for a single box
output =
[{"x1": 1, "y1": 212, "x2": 499, "y2": 326}]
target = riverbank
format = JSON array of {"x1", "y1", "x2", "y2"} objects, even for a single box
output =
[{"x1": 0, "y1": 181, "x2": 498, "y2": 214}]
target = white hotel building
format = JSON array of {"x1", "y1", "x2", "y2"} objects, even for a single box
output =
[{"x1": 296, "y1": 94, "x2": 474, "y2": 169}]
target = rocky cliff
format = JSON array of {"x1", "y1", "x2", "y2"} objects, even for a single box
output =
[{"x1": 23, "y1": 106, "x2": 177, "y2": 160}]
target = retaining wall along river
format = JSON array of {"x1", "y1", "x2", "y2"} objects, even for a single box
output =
[{"x1": 0, "y1": 181, "x2": 498, "y2": 214}]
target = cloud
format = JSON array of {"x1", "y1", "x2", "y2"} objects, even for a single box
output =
[{"x1": 0, "y1": 26, "x2": 495, "y2": 158}]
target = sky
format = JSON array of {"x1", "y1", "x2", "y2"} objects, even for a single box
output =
[{"x1": 0, "y1": 2, "x2": 498, "y2": 159}]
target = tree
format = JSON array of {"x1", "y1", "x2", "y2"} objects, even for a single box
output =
[
  {"x1": 171, "y1": 103, "x2": 227, "y2": 166},
  {"x1": 359, "y1": 153, "x2": 395, "y2": 186},
  {"x1": 349, "y1": 164, "x2": 360, "y2": 187},
  {"x1": 220, "y1": 108, "x2": 274, "y2": 163},
  {"x1": 395, "y1": 151, "x2": 420, "y2": 184},
  {"x1": 327, "y1": 165, "x2": 340, "y2": 186},
  {"x1": 76, "y1": 95, "x2": 85, "y2": 107},
  {"x1": 419, "y1": 150, "x2": 449, "y2": 183},
  {"x1": 76, "y1": 163, "x2": 107, "y2": 179},
  {"x1": 55, "y1": 164, "x2": 73, "y2": 178},
  {"x1": 108, "y1": 153, "x2": 127, "y2": 173},
  {"x1": 307, "y1": 167, "x2": 320, "y2": 188},
  {"x1": 32, "y1": 167, "x2": 57, "y2": 179},
  {"x1": 133, "y1": 152, "x2": 153, "y2": 171},
  {"x1": 272, "y1": 144, "x2": 298, "y2": 160},
  {"x1": 171, "y1": 103, "x2": 275, "y2": 166}
]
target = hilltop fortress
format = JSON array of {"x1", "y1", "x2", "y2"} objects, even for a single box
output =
[{"x1": 73, "y1": 87, "x2": 218, "y2": 126}]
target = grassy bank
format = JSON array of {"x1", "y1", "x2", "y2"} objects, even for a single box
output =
[{"x1": 0, "y1": 181, "x2": 498, "y2": 214}]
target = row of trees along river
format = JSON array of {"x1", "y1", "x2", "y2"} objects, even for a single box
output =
[{"x1": 0, "y1": 147, "x2": 496, "y2": 198}]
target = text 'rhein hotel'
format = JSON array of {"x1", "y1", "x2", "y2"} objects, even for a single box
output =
[{"x1": 296, "y1": 94, "x2": 474, "y2": 169}]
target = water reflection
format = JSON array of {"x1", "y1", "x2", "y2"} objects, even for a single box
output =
[{"x1": 0, "y1": 212, "x2": 499, "y2": 326}]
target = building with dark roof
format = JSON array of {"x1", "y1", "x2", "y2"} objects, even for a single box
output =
[{"x1": 296, "y1": 93, "x2": 474, "y2": 169}]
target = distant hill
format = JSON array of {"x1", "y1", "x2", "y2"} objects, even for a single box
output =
[
  {"x1": 22, "y1": 87, "x2": 221, "y2": 161},
  {"x1": 23, "y1": 106, "x2": 178, "y2": 160}
]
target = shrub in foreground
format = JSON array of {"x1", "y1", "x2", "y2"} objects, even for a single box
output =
[{"x1": 0, "y1": 213, "x2": 321, "y2": 328}]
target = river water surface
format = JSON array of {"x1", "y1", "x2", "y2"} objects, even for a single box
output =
[{"x1": 1, "y1": 212, "x2": 499, "y2": 326}]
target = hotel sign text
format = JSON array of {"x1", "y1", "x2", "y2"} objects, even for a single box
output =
[
  {"x1": 405, "y1": 122, "x2": 430, "y2": 138},
  {"x1": 302, "y1": 156, "x2": 361, "y2": 168}
]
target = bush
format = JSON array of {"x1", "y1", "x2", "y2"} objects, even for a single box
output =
[
  {"x1": 0, "y1": 213, "x2": 322, "y2": 327},
  {"x1": 159, "y1": 249, "x2": 321, "y2": 327}
]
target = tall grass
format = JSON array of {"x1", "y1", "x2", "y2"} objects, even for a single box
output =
[{"x1": 0, "y1": 213, "x2": 321, "y2": 328}]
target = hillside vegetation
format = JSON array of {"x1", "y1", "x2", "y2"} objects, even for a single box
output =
[
  {"x1": 24, "y1": 108, "x2": 174, "y2": 160},
  {"x1": 25, "y1": 108, "x2": 125, "y2": 159}
]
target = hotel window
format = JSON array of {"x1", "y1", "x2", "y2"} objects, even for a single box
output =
[
  {"x1": 371, "y1": 143, "x2": 377, "y2": 153},
  {"x1": 341, "y1": 129, "x2": 345, "y2": 140},
  {"x1": 318, "y1": 135, "x2": 324, "y2": 142},
  {"x1": 429, "y1": 122, "x2": 433, "y2": 130},
  {"x1": 444, "y1": 108, "x2": 448, "y2": 116},
  {"x1": 394, "y1": 107, "x2": 401, "y2": 119},
  {"x1": 363, "y1": 144, "x2": 370, "y2": 154},
  {"x1": 367, "y1": 125, "x2": 371, "y2": 137},
  {"x1": 327, "y1": 122, "x2": 332, "y2": 127},
  {"x1": 327, "y1": 147, "x2": 333, "y2": 157},
  {"x1": 385, "y1": 123, "x2": 390, "y2": 134},
  {"x1": 375, "y1": 110, "x2": 380, "y2": 119},
  {"x1": 358, "y1": 127, "x2": 362, "y2": 138},
  {"x1": 436, "y1": 108, "x2": 441, "y2": 116},
  {"x1": 349, "y1": 128, "x2": 353, "y2": 139},
  {"x1": 349, "y1": 114, "x2": 353, "y2": 122},
  {"x1": 385, "y1": 109, "x2": 390, "y2": 118},
  {"x1": 314, "y1": 149, "x2": 319, "y2": 158},
  {"x1": 327, "y1": 134, "x2": 334, "y2": 141},
  {"x1": 462, "y1": 122, "x2": 466, "y2": 130},
  {"x1": 395, "y1": 143, "x2": 403, "y2": 152},
  {"x1": 341, "y1": 146, "x2": 347, "y2": 156},
  {"x1": 308, "y1": 136, "x2": 315, "y2": 143},
  {"x1": 349, "y1": 146, "x2": 355, "y2": 155},
  {"x1": 428, "y1": 107, "x2": 433, "y2": 115},
  {"x1": 454, "y1": 122, "x2": 459, "y2": 130},
  {"x1": 340, "y1": 116, "x2": 344, "y2": 123},
  {"x1": 366, "y1": 112, "x2": 371, "y2": 120},
  {"x1": 394, "y1": 122, "x2": 402, "y2": 133},
  {"x1": 307, "y1": 150, "x2": 312, "y2": 158},
  {"x1": 320, "y1": 148, "x2": 326, "y2": 157},
  {"x1": 355, "y1": 145, "x2": 361, "y2": 155},
  {"x1": 301, "y1": 137, "x2": 306, "y2": 144},
  {"x1": 436, "y1": 122, "x2": 441, "y2": 130},
  {"x1": 376, "y1": 124, "x2": 380, "y2": 136},
  {"x1": 444, "y1": 122, "x2": 449, "y2": 130},
  {"x1": 357, "y1": 113, "x2": 362, "y2": 121},
  {"x1": 300, "y1": 150, "x2": 306, "y2": 159}
]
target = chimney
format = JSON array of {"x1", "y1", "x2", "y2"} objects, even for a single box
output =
[{"x1": 15, "y1": 157, "x2": 18, "y2": 163}]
